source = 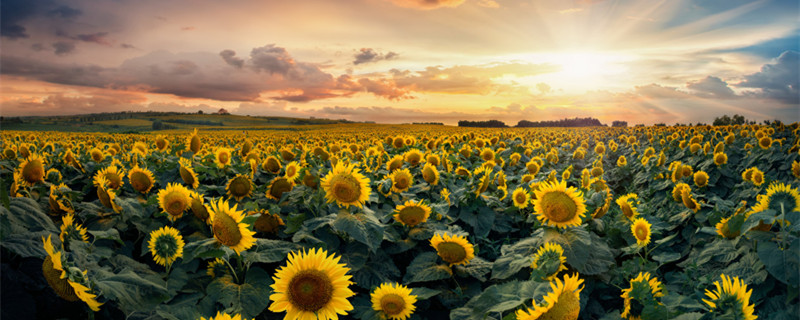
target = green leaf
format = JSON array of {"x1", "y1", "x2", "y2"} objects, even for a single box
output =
[
  {"x1": 561, "y1": 228, "x2": 615, "y2": 275},
  {"x1": 757, "y1": 238, "x2": 800, "y2": 287},
  {"x1": 94, "y1": 269, "x2": 170, "y2": 315},
  {"x1": 183, "y1": 238, "x2": 222, "y2": 261},
  {"x1": 4, "y1": 197, "x2": 57, "y2": 233},
  {"x1": 492, "y1": 254, "x2": 532, "y2": 280},
  {"x1": 87, "y1": 228, "x2": 123, "y2": 244},
  {"x1": 458, "y1": 206, "x2": 495, "y2": 238},
  {"x1": 331, "y1": 211, "x2": 384, "y2": 252},
  {"x1": 0, "y1": 231, "x2": 53, "y2": 258},
  {"x1": 450, "y1": 280, "x2": 546, "y2": 320},
  {"x1": 459, "y1": 256, "x2": 492, "y2": 282},
  {"x1": 410, "y1": 287, "x2": 441, "y2": 300},
  {"x1": 206, "y1": 267, "x2": 273, "y2": 319},
  {"x1": 242, "y1": 239, "x2": 302, "y2": 264},
  {"x1": 403, "y1": 252, "x2": 453, "y2": 284}
]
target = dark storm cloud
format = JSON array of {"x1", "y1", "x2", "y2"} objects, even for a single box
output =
[
  {"x1": 353, "y1": 48, "x2": 399, "y2": 65},
  {"x1": 220, "y1": 50, "x2": 245, "y2": 68},
  {"x1": 52, "y1": 41, "x2": 76, "y2": 55},
  {"x1": 48, "y1": 5, "x2": 82, "y2": 19},
  {"x1": 1, "y1": 0, "x2": 81, "y2": 39},
  {"x1": 735, "y1": 50, "x2": 799, "y2": 104}
]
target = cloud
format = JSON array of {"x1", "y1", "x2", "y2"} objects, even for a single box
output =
[
  {"x1": 387, "y1": 0, "x2": 466, "y2": 10},
  {"x1": 536, "y1": 83, "x2": 551, "y2": 94},
  {"x1": 390, "y1": 62, "x2": 558, "y2": 94},
  {"x1": 52, "y1": 41, "x2": 76, "y2": 56},
  {"x1": 73, "y1": 32, "x2": 112, "y2": 46},
  {"x1": 48, "y1": 5, "x2": 81, "y2": 19},
  {"x1": 249, "y1": 44, "x2": 295, "y2": 75},
  {"x1": 120, "y1": 43, "x2": 136, "y2": 49},
  {"x1": 735, "y1": 50, "x2": 799, "y2": 104},
  {"x1": 219, "y1": 50, "x2": 244, "y2": 68},
  {"x1": 476, "y1": 0, "x2": 499, "y2": 8},
  {"x1": 634, "y1": 83, "x2": 690, "y2": 99},
  {"x1": 353, "y1": 48, "x2": 398, "y2": 65},
  {"x1": 686, "y1": 76, "x2": 736, "y2": 99},
  {"x1": 1, "y1": 0, "x2": 82, "y2": 39}
]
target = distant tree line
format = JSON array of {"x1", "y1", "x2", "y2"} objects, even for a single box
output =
[
  {"x1": 712, "y1": 114, "x2": 761, "y2": 126},
  {"x1": 516, "y1": 117, "x2": 604, "y2": 127},
  {"x1": 611, "y1": 121, "x2": 627, "y2": 127},
  {"x1": 412, "y1": 122, "x2": 444, "y2": 125},
  {"x1": 458, "y1": 120, "x2": 509, "y2": 127},
  {"x1": 162, "y1": 119, "x2": 224, "y2": 126},
  {"x1": 151, "y1": 120, "x2": 177, "y2": 130}
]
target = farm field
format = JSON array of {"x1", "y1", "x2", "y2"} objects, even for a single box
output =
[{"x1": 1, "y1": 123, "x2": 799, "y2": 320}]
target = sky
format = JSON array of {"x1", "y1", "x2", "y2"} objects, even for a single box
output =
[{"x1": 1, "y1": 0, "x2": 798, "y2": 125}]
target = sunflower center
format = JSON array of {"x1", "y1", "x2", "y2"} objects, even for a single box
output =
[
  {"x1": 380, "y1": 293, "x2": 407, "y2": 316},
  {"x1": 42, "y1": 256, "x2": 79, "y2": 302},
  {"x1": 269, "y1": 178, "x2": 293, "y2": 199},
  {"x1": 130, "y1": 171, "x2": 152, "y2": 192},
  {"x1": 219, "y1": 153, "x2": 230, "y2": 164},
  {"x1": 287, "y1": 166, "x2": 296, "y2": 177},
  {"x1": 255, "y1": 213, "x2": 282, "y2": 233},
  {"x1": 389, "y1": 160, "x2": 403, "y2": 171},
  {"x1": 541, "y1": 191, "x2": 578, "y2": 223},
  {"x1": 104, "y1": 173, "x2": 122, "y2": 189},
  {"x1": 155, "y1": 234, "x2": 179, "y2": 258},
  {"x1": 266, "y1": 158, "x2": 281, "y2": 173},
  {"x1": 620, "y1": 203, "x2": 634, "y2": 219},
  {"x1": 407, "y1": 154, "x2": 421, "y2": 166},
  {"x1": 164, "y1": 192, "x2": 188, "y2": 216},
  {"x1": 437, "y1": 242, "x2": 467, "y2": 264},
  {"x1": 399, "y1": 207, "x2": 426, "y2": 227},
  {"x1": 22, "y1": 160, "x2": 44, "y2": 183},
  {"x1": 230, "y1": 178, "x2": 251, "y2": 197},
  {"x1": 635, "y1": 226, "x2": 648, "y2": 240},
  {"x1": 213, "y1": 211, "x2": 243, "y2": 247},
  {"x1": 394, "y1": 175, "x2": 409, "y2": 190},
  {"x1": 331, "y1": 175, "x2": 361, "y2": 203},
  {"x1": 287, "y1": 269, "x2": 334, "y2": 312},
  {"x1": 515, "y1": 192, "x2": 527, "y2": 204},
  {"x1": 539, "y1": 290, "x2": 580, "y2": 320}
]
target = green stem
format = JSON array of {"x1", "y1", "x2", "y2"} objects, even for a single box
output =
[{"x1": 223, "y1": 256, "x2": 240, "y2": 284}]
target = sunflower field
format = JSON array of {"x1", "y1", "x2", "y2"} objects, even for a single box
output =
[{"x1": 1, "y1": 123, "x2": 799, "y2": 320}]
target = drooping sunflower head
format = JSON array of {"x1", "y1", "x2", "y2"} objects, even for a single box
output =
[
  {"x1": 320, "y1": 162, "x2": 371, "y2": 208},
  {"x1": 128, "y1": 166, "x2": 156, "y2": 194},
  {"x1": 226, "y1": 174, "x2": 254, "y2": 201},
  {"x1": 694, "y1": 170, "x2": 709, "y2": 188},
  {"x1": 532, "y1": 180, "x2": 587, "y2": 229},
  {"x1": 148, "y1": 226, "x2": 185, "y2": 267},
  {"x1": 702, "y1": 274, "x2": 757, "y2": 320},
  {"x1": 206, "y1": 258, "x2": 229, "y2": 278},
  {"x1": 49, "y1": 183, "x2": 74, "y2": 215},
  {"x1": 681, "y1": 187, "x2": 700, "y2": 213},
  {"x1": 426, "y1": 154, "x2": 440, "y2": 166},
  {"x1": 715, "y1": 215, "x2": 742, "y2": 239},
  {"x1": 268, "y1": 248, "x2": 355, "y2": 319},
  {"x1": 41, "y1": 235, "x2": 76, "y2": 302},
  {"x1": 283, "y1": 161, "x2": 302, "y2": 183},
  {"x1": 94, "y1": 165, "x2": 125, "y2": 190},
  {"x1": 262, "y1": 155, "x2": 282, "y2": 174},
  {"x1": 95, "y1": 176, "x2": 121, "y2": 213},
  {"x1": 179, "y1": 158, "x2": 200, "y2": 189},
  {"x1": 187, "y1": 128, "x2": 202, "y2": 154},
  {"x1": 155, "y1": 136, "x2": 169, "y2": 151},
  {"x1": 792, "y1": 161, "x2": 800, "y2": 179},
  {"x1": 386, "y1": 155, "x2": 405, "y2": 172},
  {"x1": 18, "y1": 153, "x2": 46, "y2": 186},
  {"x1": 215, "y1": 147, "x2": 233, "y2": 168},
  {"x1": 512, "y1": 187, "x2": 531, "y2": 209},
  {"x1": 750, "y1": 182, "x2": 800, "y2": 213},
  {"x1": 157, "y1": 183, "x2": 192, "y2": 221},
  {"x1": 302, "y1": 170, "x2": 319, "y2": 189},
  {"x1": 279, "y1": 148, "x2": 295, "y2": 162},
  {"x1": 393, "y1": 200, "x2": 431, "y2": 227},
  {"x1": 430, "y1": 233, "x2": 475, "y2": 267},
  {"x1": 254, "y1": 210, "x2": 285, "y2": 234},
  {"x1": 421, "y1": 162, "x2": 440, "y2": 185},
  {"x1": 371, "y1": 282, "x2": 417, "y2": 320},
  {"x1": 189, "y1": 191, "x2": 210, "y2": 223},
  {"x1": 531, "y1": 242, "x2": 568, "y2": 281},
  {"x1": 631, "y1": 218, "x2": 652, "y2": 247},
  {"x1": 388, "y1": 168, "x2": 413, "y2": 193},
  {"x1": 59, "y1": 213, "x2": 89, "y2": 246},
  {"x1": 207, "y1": 198, "x2": 256, "y2": 254},
  {"x1": 526, "y1": 161, "x2": 541, "y2": 176},
  {"x1": 89, "y1": 148, "x2": 105, "y2": 162},
  {"x1": 616, "y1": 193, "x2": 640, "y2": 221},
  {"x1": 620, "y1": 272, "x2": 664, "y2": 320},
  {"x1": 515, "y1": 273, "x2": 584, "y2": 320},
  {"x1": 672, "y1": 183, "x2": 690, "y2": 202},
  {"x1": 266, "y1": 177, "x2": 295, "y2": 201},
  {"x1": 404, "y1": 149, "x2": 423, "y2": 166},
  {"x1": 132, "y1": 141, "x2": 149, "y2": 156}
]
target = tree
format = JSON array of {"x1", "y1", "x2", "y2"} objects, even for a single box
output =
[
  {"x1": 611, "y1": 120, "x2": 627, "y2": 127},
  {"x1": 198, "y1": 110, "x2": 204, "y2": 114}
]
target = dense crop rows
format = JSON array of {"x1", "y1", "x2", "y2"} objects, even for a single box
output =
[{"x1": 1, "y1": 123, "x2": 799, "y2": 320}]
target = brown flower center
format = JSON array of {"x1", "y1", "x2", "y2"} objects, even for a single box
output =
[
  {"x1": 331, "y1": 175, "x2": 360, "y2": 203},
  {"x1": 394, "y1": 175, "x2": 410, "y2": 190},
  {"x1": 515, "y1": 192, "x2": 527, "y2": 204},
  {"x1": 130, "y1": 171, "x2": 152, "y2": 192},
  {"x1": 269, "y1": 178, "x2": 293, "y2": 200},
  {"x1": 422, "y1": 167, "x2": 436, "y2": 184},
  {"x1": 540, "y1": 290, "x2": 580, "y2": 320},
  {"x1": 164, "y1": 192, "x2": 188, "y2": 216},
  {"x1": 266, "y1": 158, "x2": 281, "y2": 173},
  {"x1": 380, "y1": 293, "x2": 406, "y2": 316},
  {"x1": 42, "y1": 256, "x2": 78, "y2": 302},
  {"x1": 229, "y1": 177, "x2": 251, "y2": 198},
  {"x1": 22, "y1": 159, "x2": 45, "y2": 184},
  {"x1": 437, "y1": 242, "x2": 467, "y2": 264},
  {"x1": 541, "y1": 191, "x2": 578, "y2": 223},
  {"x1": 287, "y1": 270, "x2": 333, "y2": 312},
  {"x1": 213, "y1": 211, "x2": 242, "y2": 246},
  {"x1": 398, "y1": 206, "x2": 426, "y2": 227},
  {"x1": 218, "y1": 153, "x2": 230, "y2": 164}
]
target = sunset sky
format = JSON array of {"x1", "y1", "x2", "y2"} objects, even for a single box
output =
[{"x1": 1, "y1": 0, "x2": 798, "y2": 125}]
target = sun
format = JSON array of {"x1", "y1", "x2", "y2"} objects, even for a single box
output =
[{"x1": 522, "y1": 51, "x2": 631, "y2": 92}]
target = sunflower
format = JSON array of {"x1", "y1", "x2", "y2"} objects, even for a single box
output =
[
  {"x1": 430, "y1": 233, "x2": 475, "y2": 266},
  {"x1": 215, "y1": 147, "x2": 233, "y2": 168},
  {"x1": 187, "y1": 128, "x2": 202, "y2": 154},
  {"x1": 386, "y1": 155, "x2": 405, "y2": 172},
  {"x1": 631, "y1": 218, "x2": 652, "y2": 247},
  {"x1": 89, "y1": 148, "x2": 105, "y2": 162},
  {"x1": 226, "y1": 174, "x2": 254, "y2": 201},
  {"x1": 681, "y1": 187, "x2": 701, "y2": 213},
  {"x1": 714, "y1": 152, "x2": 728, "y2": 166},
  {"x1": 702, "y1": 274, "x2": 757, "y2": 320},
  {"x1": 620, "y1": 272, "x2": 664, "y2": 320},
  {"x1": 320, "y1": 162, "x2": 371, "y2": 208},
  {"x1": 207, "y1": 198, "x2": 256, "y2": 254},
  {"x1": 515, "y1": 273, "x2": 584, "y2": 320},
  {"x1": 206, "y1": 258, "x2": 229, "y2": 278},
  {"x1": 189, "y1": 191, "x2": 210, "y2": 223},
  {"x1": 441, "y1": 188, "x2": 451, "y2": 206},
  {"x1": 421, "y1": 163, "x2": 440, "y2": 185},
  {"x1": 512, "y1": 187, "x2": 531, "y2": 209},
  {"x1": 59, "y1": 213, "x2": 89, "y2": 246},
  {"x1": 41, "y1": 235, "x2": 103, "y2": 311},
  {"x1": 262, "y1": 155, "x2": 282, "y2": 174},
  {"x1": 393, "y1": 200, "x2": 431, "y2": 227},
  {"x1": 268, "y1": 248, "x2": 355, "y2": 320},
  {"x1": 94, "y1": 165, "x2": 125, "y2": 190},
  {"x1": 532, "y1": 180, "x2": 587, "y2": 229},
  {"x1": 616, "y1": 194, "x2": 640, "y2": 221},
  {"x1": 750, "y1": 169, "x2": 765, "y2": 186},
  {"x1": 792, "y1": 161, "x2": 800, "y2": 179},
  {"x1": 200, "y1": 311, "x2": 246, "y2": 320},
  {"x1": 617, "y1": 155, "x2": 627, "y2": 167},
  {"x1": 531, "y1": 242, "x2": 568, "y2": 280},
  {"x1": 404, "y1": 149, "x2": 423, "y2": 167},
  {"x1": 284, "y1": 161, "x2": 302, "y2": 182},
  {"x1": 716, "y1": 216, "x2": 742, "y2": 238},
  {"x1": 148, "y1": 226, "x2": 185, "y2": 267},
  {"x1": 758, "y1": 136, "x2": 772, "y2": 149},
  {"x1": 49, "y1": 183, "x2": 75, "y2": 215},
  {"x1": 155, "y1": 136, "x2": 169, "y2": 151},
  {"x1": 672, "y1": 183, "x2": 690, "y2": 202},
  {"x1": 266, "y1": 177, "x2": 295, "y2": 201},
  {"x1": 526, "y1": 161, "x2": 541, "y2": 176},
  {"x1": 254, "y1": 210, "x2": 285, "y2": 234},
  {"x1": 388, "y1": 168, "x2": 413, "y2": 193},
  {"x1": 750, "y1": 182, "x2": 800, "y2": 213},
  {"x1": 455, "y1": 166, "x2": 471, "y2": 177},
  {"x1": 593, "y1": 190, "x2": 613, "y2": 219},
  {"x1": 18, "y1": 153, "x2": 46, "y2": 186},
  {"x1": 279, "y1": 148, "x2": 295, "y2": 162},
  {"x1": 480, "y1": 148, "x2": 495, "y2": 162},
  {"x1": 128, "y1": 166, "x2": 156, "y2": 194},
  {"x1": 371, "y1": 282, "x2": 417, "y2": 320},
  {"x1": 157, "y1": 183, "x2": 192, "y2": 222},
  {"x1": 694, "y1": 170, "x2": 709, "y2": 188},
  {"x1": 95, "y1": 177, "x2": 121, "y2": 213},
  {"x1": 179, "y1": 158, "x2": 200, "y2": 189}
]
